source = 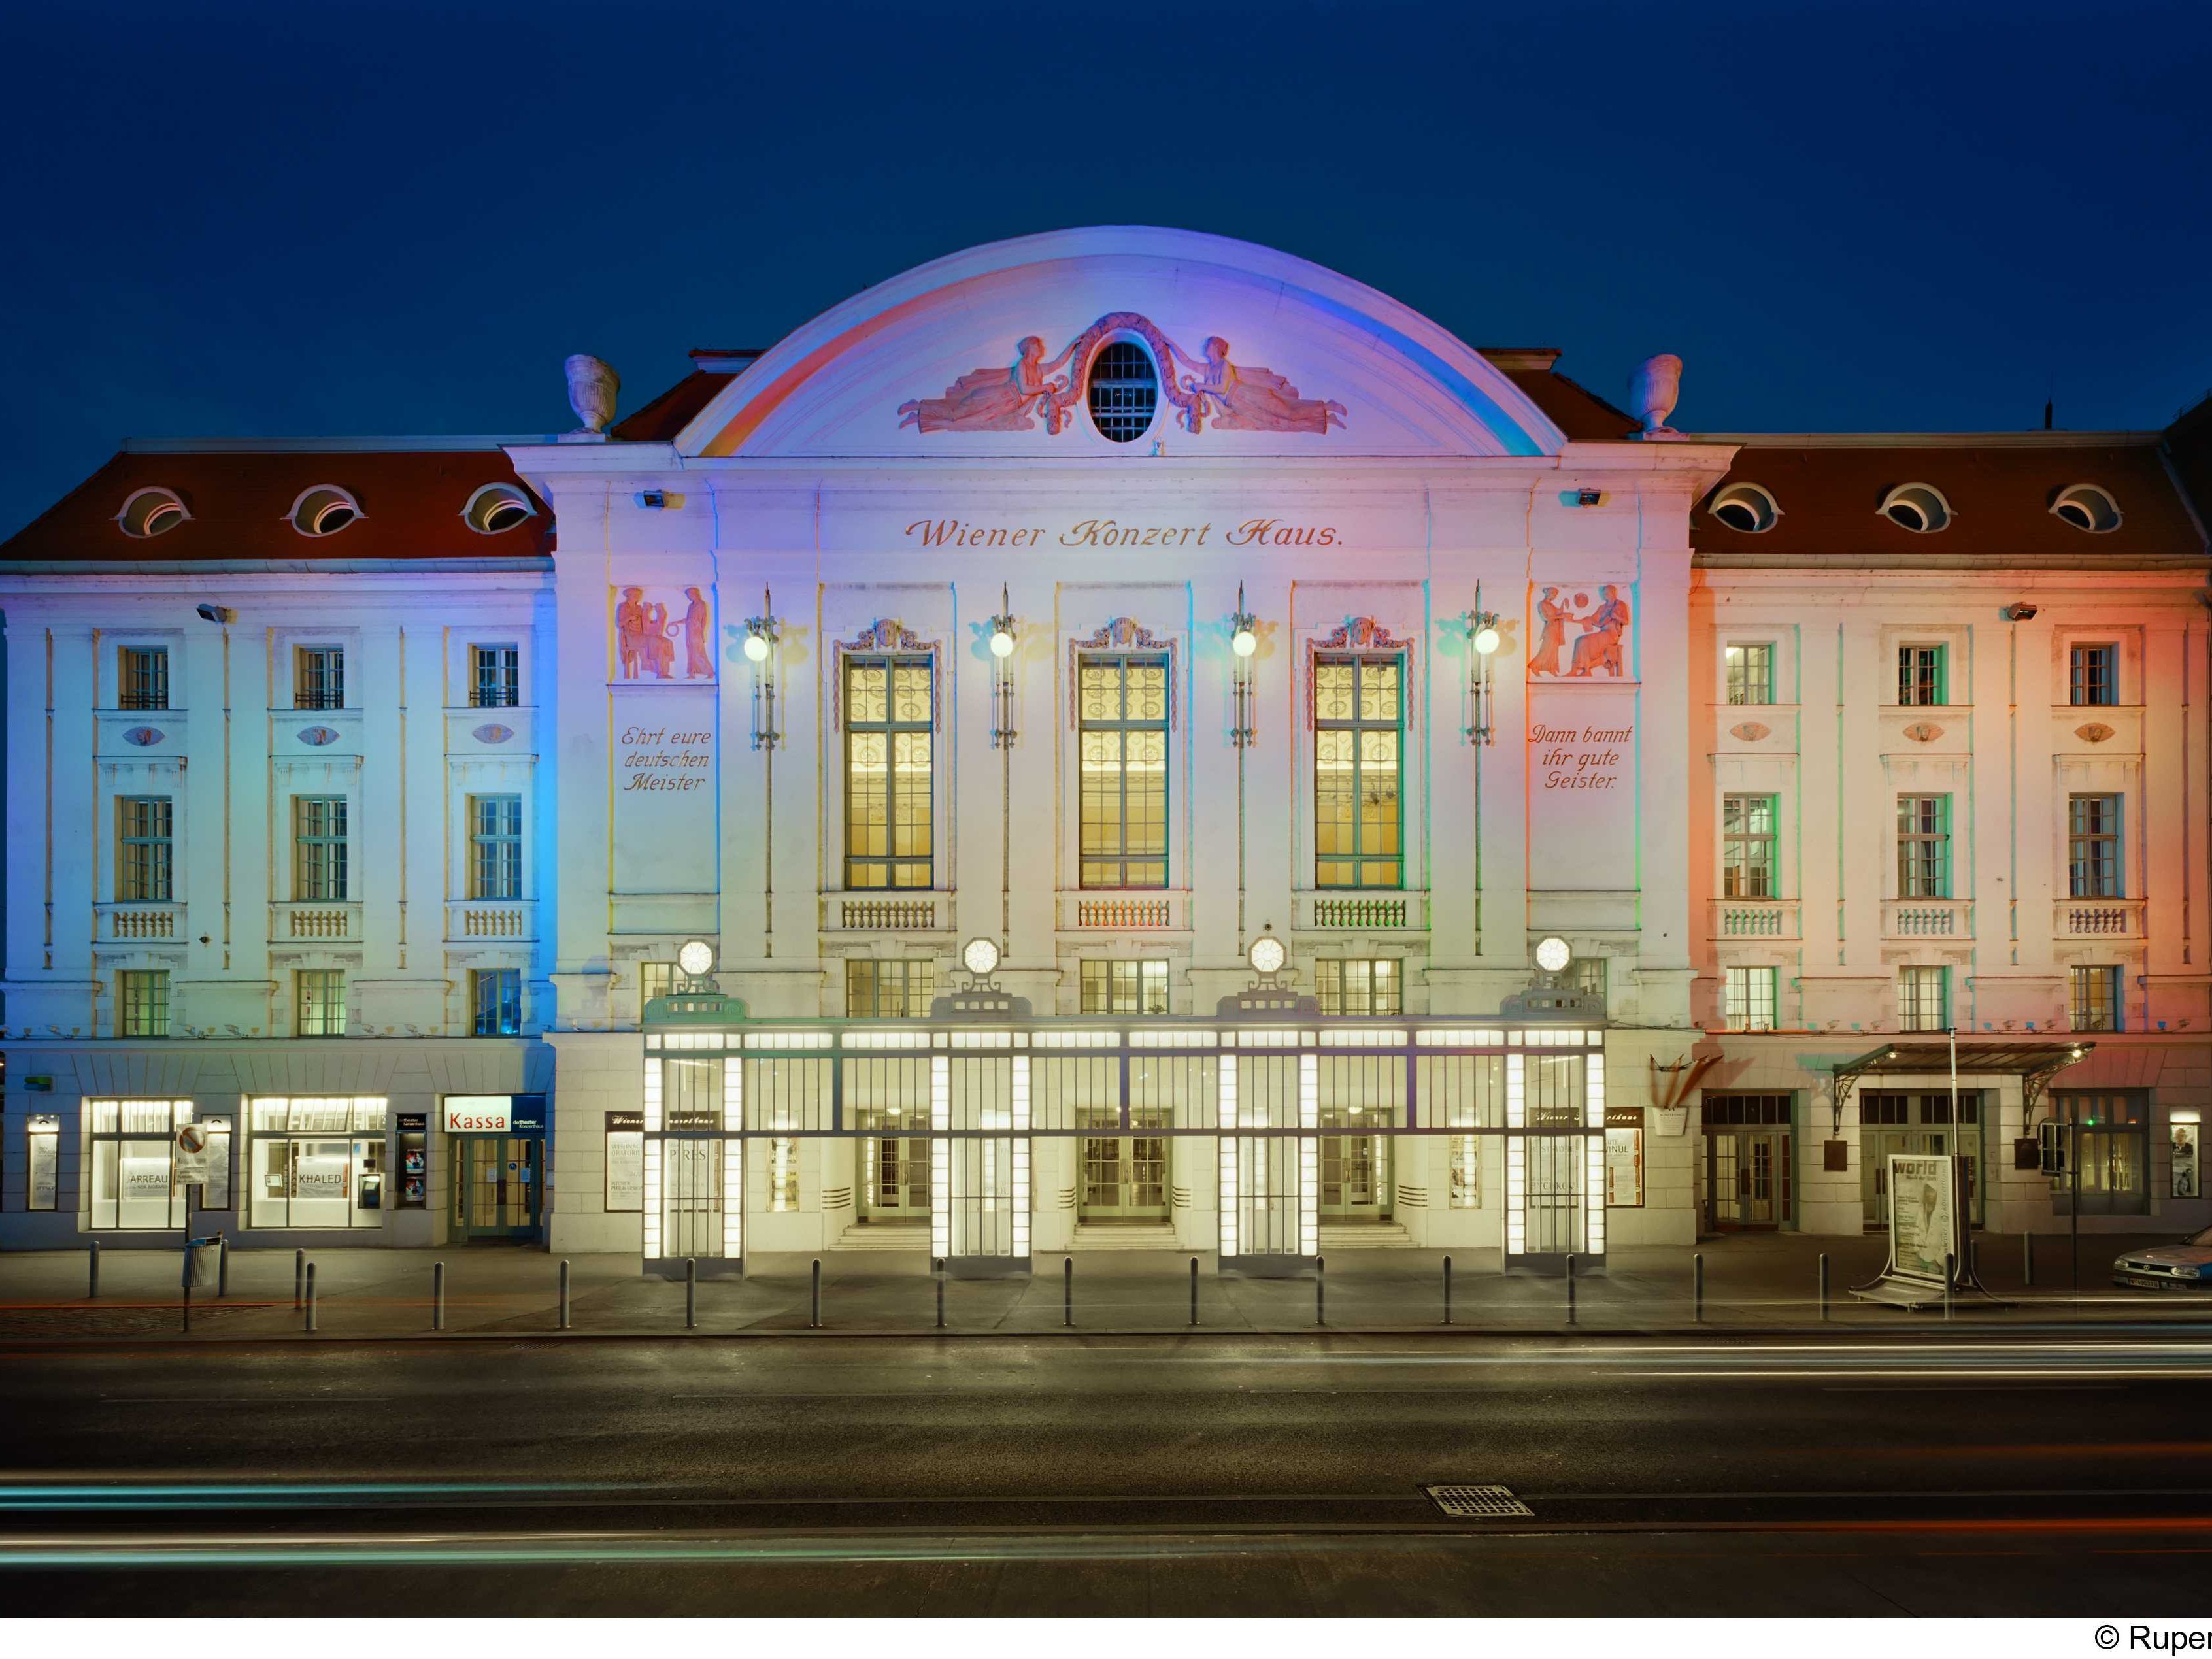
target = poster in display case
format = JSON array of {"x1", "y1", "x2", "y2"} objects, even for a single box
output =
[{"x1": 395, "y1": 1112, "x2": 428, "y2": 1210}]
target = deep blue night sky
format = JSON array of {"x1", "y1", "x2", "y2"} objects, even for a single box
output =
[{"x1": 3, "y1": 0, "x2": 2207, "y2": 539}]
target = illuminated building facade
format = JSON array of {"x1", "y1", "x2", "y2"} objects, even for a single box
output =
[{"x1": 2, "y1": 227, "x2": 2207, "y2": 1265}]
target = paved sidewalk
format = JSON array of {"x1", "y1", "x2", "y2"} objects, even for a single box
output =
[{"x1": 3, "y1": 1230, "x2": 2205, "y2": 1341}]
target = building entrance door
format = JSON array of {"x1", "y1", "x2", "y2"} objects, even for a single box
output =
[
  {"x1": 858, "y1": 1137, "x2": 930, "y2": 1224},
  {"x1": 1708, "y1": 1131, "x2": 1791, "y2": 1229},
  {"x1": 1079, "y1": 1137, "x2": 1168, "y2": 1222},
  {"x1": 1860, "y1": 1092, "x2": 1985, "y2": 1228},
  {"x1": 1320, "y1": 1135, "x2": 1392, "y2": 1222},
  {"x1": 453, "y1": 1135, "x2": 542, "y2": 1240}
]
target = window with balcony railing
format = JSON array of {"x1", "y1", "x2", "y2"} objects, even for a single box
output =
[
  {"x1": 294, "y1": 646, "x2": 345, "y2": 711},
  {"x1": 1315, "y1": 655, "x2": 1401, "y2": 890},
  {"x1": 116, "y1": 796, "x2": 173, "y2": 902},
  {"x1": 1897, "y1": 795, "x2": 1952, "y2": 899},
  {"x1": 845, "y1": 655, "x2": 935, "y2": 890},
  {"x1": 470, "y1": 644, "x2": 521, "y2": 708},
  {"x1": 292, "y1": 797, "x2": 348, "y2": 901},
  {"x1": 118, "y1": 646, "x2": 169, "y2": 711},
  {"x1": 1722, "y1": 794, "x2": 1776, "y2": 898},
  {"x1": 2068, "y1": 794, "x2": 2121, "y2": 897},
  {"x1": 1079, "y1": 653, "x2": 1169, "y2": 888}
]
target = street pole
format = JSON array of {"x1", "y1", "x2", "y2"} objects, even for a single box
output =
[
  {"x1": 1443, "y1": 1254, "x2": 1453, "y2": 1327},
  {"x1": 2071, "y1": 1116, "x2": 2081, "y2": 1292}
]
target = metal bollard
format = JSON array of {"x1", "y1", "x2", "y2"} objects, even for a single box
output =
[
  {"x1": 2023, "y1": 1229, "x2": 2034, "y2": 1288},
  {"x1": 1443, "y1": 1254, "x2": 1454, "y2": 1326},
  {"x1": 558, "y1": 1259, "x2": 572, "y2": 1331},
  {"x1": 433, "y1": 1261, "x2": 446, "y2": 1332},
  {"x1": 1694, "y1": 1252, "x2": 1705, "y2": 1324},
  {"x1": 182, "y1": 1247, "x2": 194, "y2": 1335},
  {"x1": 1189, "y1": 1256, "x2": 1199, "y2": 1327},
  {"x1": 810, "y1": 1258, "x2": 822, "y2": 1330},
  {"x1": 217, "y1": 1233, "x2": 230, "y2": 1300},
  {"x1": 935, "y1": 1258, "x2": 946, "y2": 1329},
  {"x1": 1566, "y1": 1253, "x2": 1577, "y2": 1327},
  {"x1": 685, "y1": 1258, "x2": 697, "y2": 1332},
  {"x1": 1315, "y1": 1255, "x2": 1326, "y2": 1328},
  {"x1": 88, "y1": 1240, "x2": 100, "y2": 1301},
  {"x1": 1064, "y1": 1256, "x2": 1073, "y2": 1328},
  {"x1": 304, "y1": 1262, "x2": 318, "y2": 1332},
  {"x1": 1943, "y1": 1252, "x2": 1955, "y2": 1323},
  {"x1": 1818, "y1": 1252, "x2": 1830, "y2": 1322},
  {"x1": 293, "y1": 1248, "x2": 306, "y2": 1311}
]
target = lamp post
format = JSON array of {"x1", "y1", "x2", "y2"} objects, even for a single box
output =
[
  {"x1": 743, "y1": 587, "x2": 780, "y2": 954},
  {"x1": 986, "y1": 586, "x2": 1017, "y2": 952},
  {"x1": 1463, "y1": 605, "x2": 1501, "y2": 745},
  {"x1": 1230, "y1": 583, "x2": 1262, "y2": 952}
]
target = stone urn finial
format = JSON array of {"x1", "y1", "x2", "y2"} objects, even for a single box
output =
[
  {"x1": 1628, "y1": 353, "x2": 1684, "y2": 439},
  {"x1": 563, "y1": 353, "x2": 620, "y2": 441}
]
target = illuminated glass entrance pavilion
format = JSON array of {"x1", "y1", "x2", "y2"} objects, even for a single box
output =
[{"x1": 640, "y1": 984, "x2": 1609, "y2": 1278}]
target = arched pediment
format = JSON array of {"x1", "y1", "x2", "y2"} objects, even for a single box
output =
[{"x1": 679, "y1": 227, "x2": 1566, "y2": 460}]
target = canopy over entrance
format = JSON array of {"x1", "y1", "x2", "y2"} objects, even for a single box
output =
[{"x1": 1831, "y1": 1039, "x2": 2094, "y2": 1124}]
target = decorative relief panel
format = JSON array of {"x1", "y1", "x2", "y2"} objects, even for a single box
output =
[
  {"x1": 471, "y1": 723, "x2": 514, "y2": 745},
  {"x1": 122, "y1": 726, "x2": 164, "y2": 747},
  {"x1": 1902, "y1": 722, "x2": 1944, "y2": 744},
  {"x1": 1303, "y1": 618, "x2": 1413, "y2": 730},
  {"x1": 1728, "y1": 721, "x2": 1771, "y2": 743},
  {"x1": 1528, "y1": 584, "x2": 1634, "y2": 680},
  {"x1": 2075, "y1": 722, "x2": 2115, "y2": 744},
  {"x1": 296, "y1": 726, "x2": 341, "y2": 746},
  {"x1": 897, "y1": 313, "x2": 1346, "y2": 436},
  {"x1": 613, "y1": 585, "x2": 714, "y2": 682}
]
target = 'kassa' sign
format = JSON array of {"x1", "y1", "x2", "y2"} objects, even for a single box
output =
[{"x1": 444, "y1": 1097, "x2": 512, "y2": 1134}]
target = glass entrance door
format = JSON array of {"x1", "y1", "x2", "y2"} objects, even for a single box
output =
[
  {"x1": 1860, "y1": 1092, "x2": 1985, "y2": 1228},
  {"x1": 454, "y1": 1135, "x2": 541, "y2": 1239},
  {"x1": 1708, "y1": 1131, "x2": 1792, "y2": 1228},
  {"x1": 858, "y1": 1137, "x2": 930, "y2": 1224},
  {"x1": 1079, "y1": 1137, "x2": 1168, "y2": 1222},
  {"x1": 1320, "y1": 1135, "x2": 1392, "y2": 1222}
]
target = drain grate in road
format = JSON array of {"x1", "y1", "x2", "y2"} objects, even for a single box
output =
[{"x1": 1424, "y1": 1484, "x2": 1533, "y2": 1519}]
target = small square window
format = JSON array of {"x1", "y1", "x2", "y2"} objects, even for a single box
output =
[
  {"x1": 470, "y1": 645, "x2": 521, "y2": 709},
  {"x1": 118, "y1": 970, "x2": 171, "y2": 1037},
  {"x1": 1898, "y1": 645, "x2": 1946, "y2": 707},
  {"x1": 2069, "y1": 644, "x2": 2117, "y2": 708},
  {"x1": 296, "y1": 969, "x2": 346, "y2": 1037},
  {"x1": 2070, "y1": 965, "x2": 2121, "y2": 1032},
  {"x1": 1724, "y1": 643, "x2": 1773, "y2": 706},
  {"x1": 1722, "y1": 966, "x2": 1775, "y2": 1032},
  {"x1": 471, "y1": 968, "x2": 522, "y2": 1036},
  {"x1": 118, "y1": 646, "x2": 170, "y2": 711},
  {"x1": 295, "y1": 646, "x2": 345, "y2": 711}
]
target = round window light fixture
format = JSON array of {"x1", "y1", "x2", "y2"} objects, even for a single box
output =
[
  {"x1": 1878, "y1": 483, "x2": 1952, "y2": 534},
  {"x1": 289, "y1": 486, "x2": 363, "y2": 537},
  {"x1": 676, "y1": 939, "x2": 716, "y2": 979},
  {"x1": 1709, "y1": 482, "x2": 1781, "y2": 534},
  {"x1": 1533, "y1": 935, "x2": 1573, "y2": 975},
  {"x1": 463, "y1": 483, "x2": 535, "y2": 535},
  {"x1": 962, "y1": 936, "x2": 1002, "y2": 977},
  {"x1": 117, "y1": 486, "x2": 190, "y2": 539},
  {"x1": 2051, "y1": 484, "x2": 2121, "y2": 533},
  {"x1": 1248, "y1": 932, "x2": 1288, "y2": 976},
  {"x1": 1086, "y1": 339, "x2": 1159, "y2": 443}
]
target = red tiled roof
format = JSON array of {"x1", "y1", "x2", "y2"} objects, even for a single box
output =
[
  {"x1": 0, "y1": 448, "x2": 552, "y2": 563},
  {"x1": 1496, "y1": 365, "x2": 1641, "y2": 441},
  {"x1": 1693, "y1": 441, "x2": 2205, "y2": 560},
  {"x1": 609, "y1": 350, "x2": 762, "y2": 443}
]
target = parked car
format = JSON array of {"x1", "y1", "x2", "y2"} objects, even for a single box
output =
[{"x1": 2112, "y1": 1225, "x2": 2212, "y2": 1290}]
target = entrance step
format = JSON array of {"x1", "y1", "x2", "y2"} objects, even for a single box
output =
[
  {"x1": 1070, "y1": 1224, "x2": 1180, "y2": 1250},
  {"x1": 1320, "y1": 1222, "x2": 1413, "y2": 1249},
  {"x1": 837, "y1": 1223, "x2": 931, "y2": 1252}
]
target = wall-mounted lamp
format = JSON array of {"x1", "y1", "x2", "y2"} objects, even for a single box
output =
[
  {"x1": 194, "y1": 603, "x2": 235, "y2": 624},
  {"x1": 988, "y1": 582, "x2": 1018, "y2": 748},
  {"x1": 1230, "y1": 582, "x2": 1261, "y2": 748},
  {"x1": 743, "y1": 584, "x2": 780, "y2": 750},
  {"x1": 1462, "y1": 601, "x2": 1501, "y2": 745}
]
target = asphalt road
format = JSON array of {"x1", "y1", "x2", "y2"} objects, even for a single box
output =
[{"x1": 5, "y1": 1332, "x2": 2211, "y2": 1615}]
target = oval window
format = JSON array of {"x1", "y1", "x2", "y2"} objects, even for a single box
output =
[{"x1": 1087, "y1": 341, "x2": 1158, "y2": 443}]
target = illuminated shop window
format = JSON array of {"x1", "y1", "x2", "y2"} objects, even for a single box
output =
[
  {"x1": 2054, "y1": 1090, "x2": 2149, "y2": 1215},
  {"x1": 246, "y1": 1097, "x2": 388, "y2": 1228},
  {"x1": 84, "y1": 1099, "x2": 197, "y2": 1228}
]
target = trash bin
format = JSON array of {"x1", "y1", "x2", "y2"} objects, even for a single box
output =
[{"x1": 182, "y1": 1237, "x2": 222, "y2": 1291}]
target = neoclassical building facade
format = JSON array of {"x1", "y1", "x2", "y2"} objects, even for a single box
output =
[{"x1": 2, "y1": 227, "x2": 2206, "y2": 1268}]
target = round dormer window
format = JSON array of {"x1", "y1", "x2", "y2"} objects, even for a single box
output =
[
  {"x1": 1879, "y1": 483, "x2": 1952, "y2": 533},
  {"x1": 463, "y1": 483, "x2": 535, "y2": 535},
  {"x1": 290, "y1": 486, "x2": 363, "y2": 537},
  {"x1": 2051, "y1": 484, "x2": 2121, "y2": 533},
  {"x1": 1086, "y1": 341, "x2": 1158, "y2": 443},
  {"x1": 1709, "y1": 482, "x2": 1780, "y2": 533},
  {"x1": 118, "y1": 487, "x2": 189, "y2": 538}
]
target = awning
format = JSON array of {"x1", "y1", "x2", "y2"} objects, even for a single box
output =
[{"x1": 1831, "y1": 1038, "x2": 2094, "y2": 1122}]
